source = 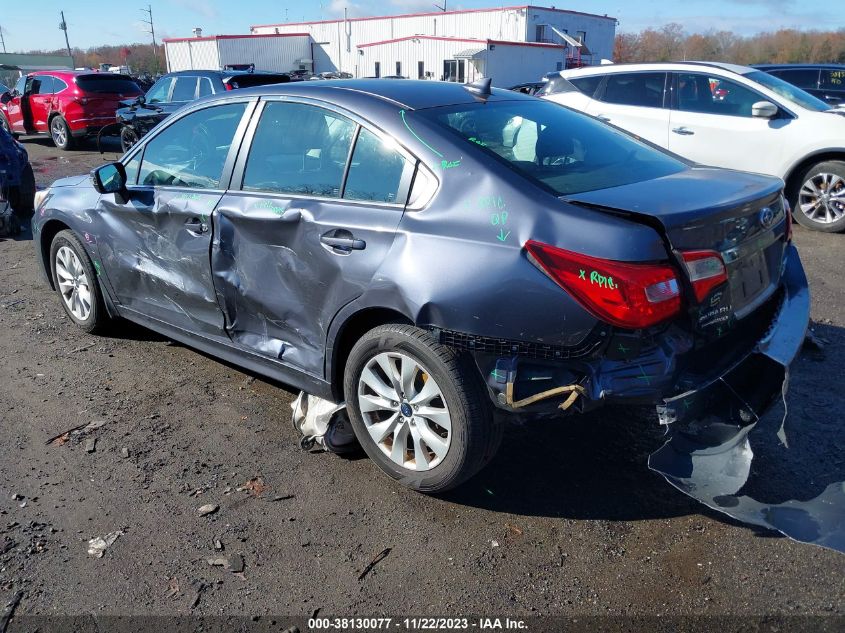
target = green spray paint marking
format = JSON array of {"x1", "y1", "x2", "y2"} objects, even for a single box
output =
[
  {"x1": 400, "y1": 109, "x2": 443, "y2": 158},
  {"x1": 490, "y1": 212, "x2": 508, "y2": 226},
  {"x1": 590, "y1": 270, "x2": 618, "y2": 290},
  {"x1": 254, "y1": 200, "x2": 288, "y2": 216},
  {"x1": 638, "y1": 365, "x2": 651, "y2": 385},
  {"x1": 468, "y1": 136, "x2": 487, "y2": 147},
  {"x1": 175, "y1": 192, "x2": 201, "y2": 201},
  {"x1": 441, "y1": 160, "x2": 461, "y2": 170},
  {"x1": 579, "y1": 269, "x2": 586, "y2": 280},
  {"x1": 683, "y1": 398, "x2": 693, "y2": 410},
  {"x1": 93, "y1": 261, "x2": 102, "y2": 277},
  {"x1": 478, "y1": 195, "x2": 506, "y2": 209},
  {"x1": 490, "y1": 369, "x2": 506, "y2": 380},
  {"x1": 717, "y1": 326, "x2": 723, "y2": 337},
  {"x1": 617, "y1": 343, "x2": 630, "y2": 354},
  {"x1": 496, "y1": 229, "x2": 511, "y2": 242}
]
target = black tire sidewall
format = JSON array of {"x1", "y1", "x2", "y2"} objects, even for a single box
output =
[
  {"x1": 790, "y1": 160, "x2": 845, "y2": 233},
  {"x1": 344, "y1": 325, "x2": 488, "y2": 493},
  {"x1": 49, "y1": 230, "x2": 104, "y2": 332}
]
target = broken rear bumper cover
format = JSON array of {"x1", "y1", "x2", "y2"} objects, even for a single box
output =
[{"x1": 454, "y1": 244, "x2": 809, "y2": 423}]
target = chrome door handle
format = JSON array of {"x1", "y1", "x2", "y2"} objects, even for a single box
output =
[{"x1": 672, "y1": 127, "x2": 695, "y2": 136}]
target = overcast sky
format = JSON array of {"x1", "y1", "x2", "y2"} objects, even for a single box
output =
[{"x1": 0, "y1": 0, "x2": 840, "y2": 53}]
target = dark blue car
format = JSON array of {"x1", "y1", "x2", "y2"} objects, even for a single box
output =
[
  {"x1": 31, "y1": 80, "x2": 809, "y2": 492},
  {"x1": 0, "y1": 124, "x2": 35, "y2": 233}
]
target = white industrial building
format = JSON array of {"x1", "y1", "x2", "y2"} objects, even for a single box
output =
[{"x1": 165, "y1": 5, "x2": 616, "y2": 86}]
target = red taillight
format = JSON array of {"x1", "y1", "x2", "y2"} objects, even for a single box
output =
[
  {"x1": 525, "y1": 240, "x2": 681, "y2": 329},
  {"x1": 681, "y1": 250, "x2": 728, "y2": 303}
]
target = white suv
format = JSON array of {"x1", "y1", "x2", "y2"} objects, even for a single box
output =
[{"x1": 541, "y1": 61, "x2": 845, "y2": 232}]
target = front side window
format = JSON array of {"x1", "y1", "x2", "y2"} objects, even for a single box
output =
[
  {"x1": 171, "y1": 76, "x2": 198, "y2": 102},
  {"x1": 601, "y1": 72, "x2": 666, "y2": 108},
  {"x1": 344, "y1": 128, "x2": 410, "y2": 203},
  {"x1": 242, "y1": 101, "x2": 355, "y2": 197},
  {"x1": 570, "y1": 75, "x2": 602, "y2": 97},
  {"x1": 198, "y1": 77, "x2": 214, "y2": 98},
  {"x1": 420, "y1": 100, "x2": 686, "y2": 196},
  {"x1": 14, "y1": 76, "x2": 27, "y2": 95},
  {"x1": 138, "y1": 102, "x2": 246, "y2": 189},
  {"x1": 770, "y1": 68, "x2": 819, "y2": 90},
  {"x1": 676, "y1": 73, "x2": 762, "y2": 117},
  {"x1": 145, "y1": 77, "x2": 173, "y2": 103}
]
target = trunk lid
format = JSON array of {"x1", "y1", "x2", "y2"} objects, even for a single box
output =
[{"x1": 566, "y1": 167, "x2": 788, "y2": 328}]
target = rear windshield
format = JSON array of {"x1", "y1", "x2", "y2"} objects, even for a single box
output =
[
  {"x1": 225, "y1": 74, "x2": 290, "y2": 89},
  {"x1": 75, "y1": 75, "x2": 142, "y2": 94},
  {"x1": 419, "y1": 100, "x2": 686, "y2": 196}
]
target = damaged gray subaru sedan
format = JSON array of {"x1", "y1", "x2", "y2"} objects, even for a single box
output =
[{"x1": 33, "y1": 80, "x2": 809, "y2": 493}]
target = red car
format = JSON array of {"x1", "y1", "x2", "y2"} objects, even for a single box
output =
[{"x1": 0, "y1": 71, "x2": 142, "y2": 150}]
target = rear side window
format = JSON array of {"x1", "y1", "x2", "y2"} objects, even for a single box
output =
[
  {"x1": 601, "y1": 72, "x2": 666, "y2": 108},
  {"x1": 75, "y1": 75, "x2": 141, "y2": 94},
  {"x1": 821, "y1": 69, "x2": 845, "y2": 89},
  {"x1": 770, "y1": 69, "x2": 819, "y2": 89},
  {"x1": 32, "y1": 76, "x2": 54, "y2": 95},
  {"x1": 570, "y1": 75, "x2": 603, "y2": 98},
  {"x1": 145, "y1": 77, "x2": 173, "y2": 103},
  {"x1": 344, "y1": 128, "x2": 410, "y2": 203},
  {"x1": 171, "y1": 76, "x2": 198, "y2": 102},
  {"x1": 53, "y1": 78, "x2": 68, "y2": 93},
  {"x1": 676, "y1": 73, "x2": 762, "y2": 117},
  {"x1": 227, "y1": 74, "x2": 290, "y2": 89},
  {"x1": 198, "y1": 77, "x2": 214, "y2": 98},
  {"x1": 138, "y1": 102, "x2": 246, "y2": 189},
  {"x1": 241, "y1": 101, "x2": 355, "y2": 197}
]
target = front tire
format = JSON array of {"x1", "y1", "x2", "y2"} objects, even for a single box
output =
[
  {"x1": 790, "y1": 160, "x2": 845, "y2": 233},
  {"x1": 344, "y1": 324, "x2": 502, "y2": 493},
  {"x1": 120, "y1": 125, "x2": 138, "y2": 153},
  {"x1": 49, "y1": 230, "x2": 108, "y2": 333},
  {"x1": 49, "y1": 116, "x2": 75, "y2": 151}
]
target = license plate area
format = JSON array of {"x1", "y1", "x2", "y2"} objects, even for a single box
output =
[{"x1": 729, "y1": 248, "x2": 771, "y2": 312}]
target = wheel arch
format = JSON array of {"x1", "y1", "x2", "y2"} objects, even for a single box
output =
[
  {"x1": 39, "y1": 219, "x2": 73, "y2": 290},
  {"x1": 327, "y1": 306, "x2": 413, "y2": 402},
  {"x1": 783, "y1": 149, "x2": 845, "y2": 199}
]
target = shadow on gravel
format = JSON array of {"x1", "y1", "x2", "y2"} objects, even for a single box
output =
[{"x1": 446, "y1": 323, "x2": 845, "y2": 546}]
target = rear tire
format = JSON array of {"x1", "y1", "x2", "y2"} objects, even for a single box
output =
[
  {"x1": 49, "y1": 230, "x2": 108, "y2": 333},
  {"x1": 49, "y1": 116, "x2": 75, "y2": 151},
  {"x1": 789, "y1": 160, "x2": 845, "y2": 233},
  {"x1": 344, "y1": 324, "x2": 502, "y2": 493}
]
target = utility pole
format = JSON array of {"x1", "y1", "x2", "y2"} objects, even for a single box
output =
[
  {"x1": 140, "y1": 4, "x2": 159, "y2": 73},
  {"x1": 59, "y1": 11, "x2": 73, "y2": 63},
  {"x1": 0, "y1": 26, "x2": 7, "y2": 53},
  {"x1": 434, "y1": 1, "x2": 447, "y2": 11}
]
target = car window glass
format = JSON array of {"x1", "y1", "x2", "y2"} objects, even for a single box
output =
[
  {"x1": 171, "y1": 76, "x2": 198, "y2": 102},
  {"x1": 570, "y1": 75, "x2": 603, "y2": 97},
  {"x1": 242, "y1": 101, "x2": 355, "y2": 198},
  {"x1": 29, "y1": 76, "x2": 45, "y2": 95},
  {"x1": 145, "y1": 77, "x2": 172, "y2": 103},
  {"x1": 53, "y1": 78, "x2": 68, "y2": 93},
  {"x1": 123, "y1": 152, "x2": 141, "y2": 185},
  {"x1": 198, "y1": 77, "x2": 214, "y2": 98},
  {"x1": 770, "y1": 69, "x2": 819, "y2": 89},
  {"x1": 14, "y1": 76, "x2": 26, "y2": 95},
  {"x1": 421, "y1": 100, "x2": 685, "y2": 196},
  {"x1": 537, "y1": 75, "x2": 576, "y2": 97},
  {"x1": 676, "y1": 73, "x2": 761, "y2": 117},
  {"x1": 138, "y1": 102, "x2": 246, "y2": 189},
  {"x1": 601, "y1": 72, "x2": 665, "y2": 107},
  {"x1": 34, "y1": 76, "x2": 54, "y2": 94},
  {"x1": 344, "y1": 127, "x2": 410, "y2": 203},
  {"x1": 821, "y1": 69, "x2": 845, "y2": 89}
]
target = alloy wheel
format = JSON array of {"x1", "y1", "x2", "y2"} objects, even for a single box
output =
[
  {"x1": 51, "y1": 119, "x2": 67, "y2": 148},
  {"x1": 357, "y1": 351, "x2": 452, "y2": 471},
  {"x1": 55, "y1": 246, "x2": 92, "y2": 321},
  {"x1": 799, "y1": 172, "x2": 845, "y2": 224}
]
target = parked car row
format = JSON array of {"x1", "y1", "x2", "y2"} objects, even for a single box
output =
[
  {"x1": 541, "y1": 61, "x2": 845, "y2": 233},
  {"x1": 34, "y1": 78, "x2": 808, "y2": 492}
]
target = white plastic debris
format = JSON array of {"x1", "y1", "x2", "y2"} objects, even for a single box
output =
[
  {"x1": 291, "y1": 392, "x2": 357, "y2": 454},
  {"x1": 87, "y1": 530, "x2": 123, "y2": 558}
]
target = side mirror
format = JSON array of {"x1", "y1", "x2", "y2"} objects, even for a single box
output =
[
  {"x1": 752, "y1": 101, "x2": 779, "y2": 118},
  {"x1": 91, "y1": 162, "x2": 128, "y2": 198},
  {"x1": 0, "y1": 92, "x2": 10, "y2": 104}
]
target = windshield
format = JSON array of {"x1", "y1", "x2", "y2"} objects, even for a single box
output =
[
  {"x1": 419, "y1": 100, "x2": 687, "y2": 196},
  {"x1": 745, "y1": 70, "x2": 832, "y2": 112}
]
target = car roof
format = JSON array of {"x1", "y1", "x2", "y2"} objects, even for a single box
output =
[
  {"x1": 227, "y1": 79, "x2": 534, "y2": 111},
  {"x1": 26, "y1": 70, "x2": 133, "y2": 80},
  {"x1": 163, "y1": 69, "x2": 289, "y2": 78},
  {"x1": 753, "y1": 63, "x2": 845, "y2": 70},
  {"x1": 559, "y1": 61, "x2": 758, "y2": 77}
]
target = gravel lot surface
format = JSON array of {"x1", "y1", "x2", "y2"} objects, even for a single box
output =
[{"x1": 0, "y1": 137, "x2": 842, "y2": 627}]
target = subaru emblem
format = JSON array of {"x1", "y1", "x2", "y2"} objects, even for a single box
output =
[{"x1": 759, "y1": 207, "x2": 775, "y2": 228}]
